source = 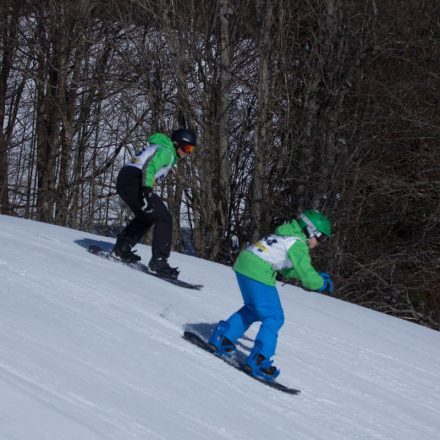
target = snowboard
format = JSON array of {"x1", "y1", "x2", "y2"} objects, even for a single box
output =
[
  {"x1": 88, "y1": 245, "x2": 203, "y2": 290},
  {"x1": 182, "y1": 330, "x2": 301, "y2": 395}
]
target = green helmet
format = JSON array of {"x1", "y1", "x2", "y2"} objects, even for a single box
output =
[{"x1": 298, "y1": 210, "x2": 331, "y2": 239}]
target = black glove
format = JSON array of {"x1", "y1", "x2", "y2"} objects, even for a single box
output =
[{"x1": 141, "y1": 187, "x2": 155, "y2": 213}]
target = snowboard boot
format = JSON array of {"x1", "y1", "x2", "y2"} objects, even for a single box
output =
[
  {"x1": 113, "y1": 236, "x2": 141, "y2": 263},
  {"x1": 245, "y1": 344, "x2": 280, "y2": 381},
  {"x1": 148, "y1": 256, "x2": 179, "y2": 280},
  {"x1": 208, "y1": 321, "x2": 236, "y2": 356}
]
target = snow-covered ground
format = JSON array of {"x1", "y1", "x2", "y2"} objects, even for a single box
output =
[{"x1": 0, "y1": 214, "x2": 439, "y2": 440}]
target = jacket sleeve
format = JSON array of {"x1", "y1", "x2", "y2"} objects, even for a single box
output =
[
  {"x1": 280, "y1": 240, "x2": 324, "y2": 291},
  {"x1": 143, "y1": 148, "x2": 175, "y2": 187}
]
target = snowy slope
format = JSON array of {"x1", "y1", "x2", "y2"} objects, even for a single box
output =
[{"x1": 0, "y1": 214, "x2": 439, "y2": 440}]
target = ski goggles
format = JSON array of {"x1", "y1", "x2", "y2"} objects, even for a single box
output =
[
  {"x1": 181, "y1": 144, "x2": 195, "y2": 154},
  {"x1": 299, "y1": 214, "x2": 327, "y2": 243}
]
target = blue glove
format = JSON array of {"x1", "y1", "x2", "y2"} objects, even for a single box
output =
[{"x1": 318, "y1": 272, "x2": 333, "y2": 294}]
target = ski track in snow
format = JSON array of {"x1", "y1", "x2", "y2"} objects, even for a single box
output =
[{"x1": 0, "y1": 214, "x2": 440, "y2": 440}]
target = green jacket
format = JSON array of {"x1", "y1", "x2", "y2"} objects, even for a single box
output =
[
  {"x1": 127, "y1": 133, "x2": 179, "y2": 187},
  {"x1": 233, "y1": 220, "x2": 325, "y2": 290}
]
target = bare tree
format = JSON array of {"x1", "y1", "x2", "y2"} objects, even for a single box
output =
[
  {"x1": 0, "y1": 0, "x2": 24, "y2": 215},
  {"x1": 2, "y1": 0, "x2": 439, "y2": 328}
]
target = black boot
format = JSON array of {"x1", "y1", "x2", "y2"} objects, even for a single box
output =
[
  {"x1": 113, "y1": 236, "x2": 141, "y2": 263},
  {"x1": 255, "y1": 354, "x2": 278, "y2": 376},
  {"x1": 148, "y1": 256, "x2": 179, "y2": 279},
  {"x1": 244, "y1": 348, "x2": 280, "y2": 381}
]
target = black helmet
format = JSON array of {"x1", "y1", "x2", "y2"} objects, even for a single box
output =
[{"x1": 171, "y1": 128, "x2": 197, "y2": 147}]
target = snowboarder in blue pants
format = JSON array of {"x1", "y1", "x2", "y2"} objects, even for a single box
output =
[{"x1": 209, "y1": 210, "x2": 333, "y2": 381}]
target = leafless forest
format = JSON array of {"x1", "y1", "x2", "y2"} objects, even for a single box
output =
[{"x1": 0, "y1": 0, "x2": 439, "y2": 329}]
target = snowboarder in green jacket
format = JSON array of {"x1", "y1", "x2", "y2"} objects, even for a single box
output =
[
  {"x1": 113, "y1": 129, "x2": 196, "y2": 279},
  {"x1": 209, "y1": 210, "x2": 333, "y2": 381}
]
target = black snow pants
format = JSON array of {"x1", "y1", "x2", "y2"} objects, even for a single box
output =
[{"x1": 116, "y1": 166, "x2": 173, "y2": 259}]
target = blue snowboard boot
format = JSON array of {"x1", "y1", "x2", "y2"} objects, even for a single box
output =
[
  {"x1": 208, "y1": 321, "x2": 236, "y2": 356},
  {"x1": 245, "y1": 343, "x2": 280, "y2": 382}
]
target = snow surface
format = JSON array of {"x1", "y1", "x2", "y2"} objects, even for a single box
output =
[{"x1": 0, "y1": 214, "x2": 439, "y2": 440}]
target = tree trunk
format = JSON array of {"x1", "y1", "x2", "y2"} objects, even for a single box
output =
[
  {"x1": 250, "y1": 0, "x2": 273, "y2": 241},
  {"x1": 216, "y1": 0, "x2": 232, "y2": 259},
  {"x1": 0, "y1": 3, "x2": 20, "y2": 214}
]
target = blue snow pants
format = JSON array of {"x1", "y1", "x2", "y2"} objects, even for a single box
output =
[{"x1": 224, "y1": 272, "x2": 285, "y2": 360}]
